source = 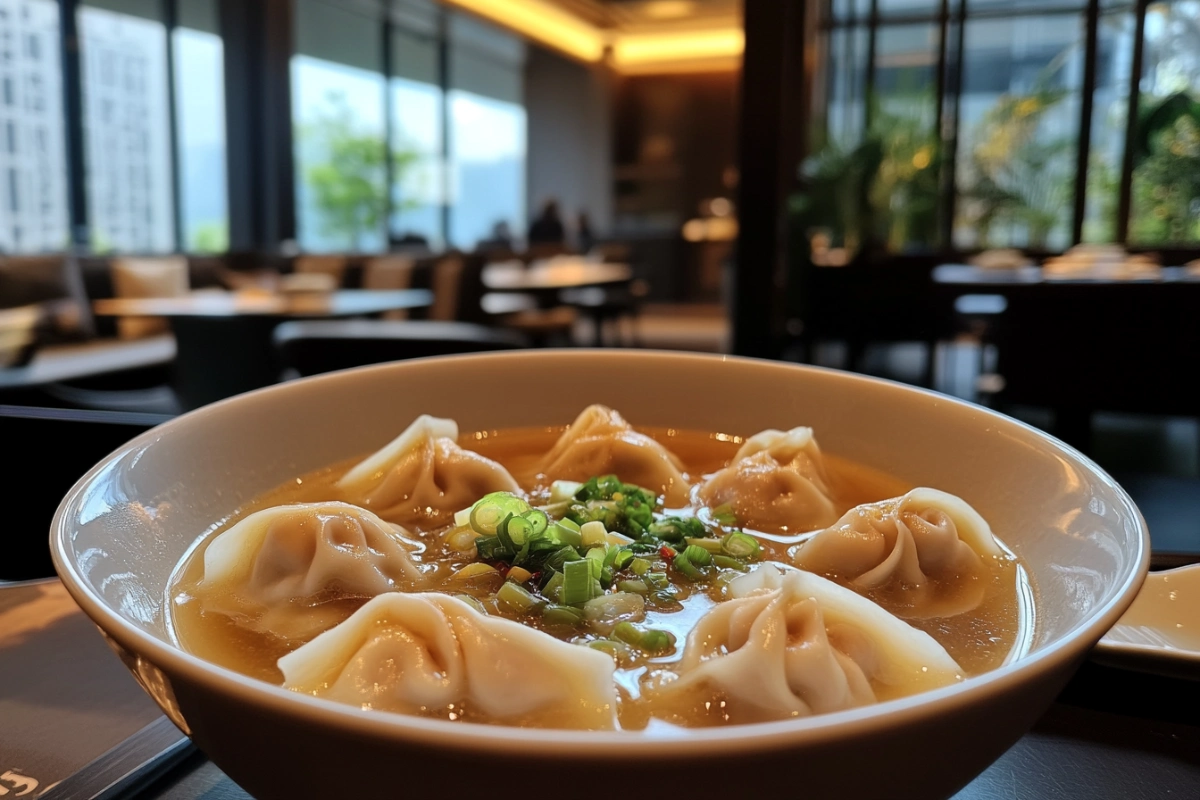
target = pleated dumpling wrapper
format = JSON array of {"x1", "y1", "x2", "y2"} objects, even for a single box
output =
[
  {"x1": 278, "y1": 592, "x2": 620, "y2": 730},
  {"x1": 697, "y1": 426, "x2": 838, "y2": 534},
  {"x1": 538, "y1": 405, "x2": 690, "y2": 506},
  {"x1": 198, "y1": 501, "x2": 433, "y2": 640},
  {"x1": 337, "y1": 415, "x2": 520, "y2": 529},
  {"x1": 653, "y1": 564, "x2": 962, "y2": 723},
  {"x1": 792, "y1": 488, "x2": 1005, "y2": 618}
]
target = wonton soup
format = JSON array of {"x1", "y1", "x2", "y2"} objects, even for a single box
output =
[{"x1": 169, "y1": 405, "x2": 1034, "y2": 732}]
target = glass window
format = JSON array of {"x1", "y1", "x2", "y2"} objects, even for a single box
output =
[
  {"x1": 1082, "y1": 8, "x2": 1136, "y2": 242},
  {"x1": 447, "y1": 14, "x2": 526, "y2": 250},
  {"x1": 174, "y1": 0, "x2": 227, "y2": 253},
  {"x1": 390, "y1": 26, "x2": 443, "y2": 249},
  {"x1": 954, "y1": 15, "x2": 1084, "y2": 250},
  {"x1": 1128, "y1": 0, "x2": 1200, "y2": 243},
  {"x1": 292, "y1": 0, "x2": 387, "y2": 253},
  {"x1": 878, "y1": 0, "x2": 940, "y2": 18},
  {"x1": 825, "y1": 26, "x2": 869, "y2": 148},
  {"x1": 79, "y1": 0, "x2": 175, "y2": 253},
  {"x1": 872, "y1": 24, "x2": 941, "y2": 250},
  {"x1": 0, "y1": 0, "x2": 67, "y2": 253}
]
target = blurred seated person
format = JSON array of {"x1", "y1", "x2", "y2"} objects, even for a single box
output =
[
  {"x1": 528, "y1": 200, "x2": 566, "y2": 246},
  {"x1": 389, "y1": 230, "x2": 430, "y2": 253},
  {"x1": 477, "y1": 221, "x2": 516, "y2": 256},
  {"x1": 576, "y1": 212, "x2": 595, "y2": 255}
]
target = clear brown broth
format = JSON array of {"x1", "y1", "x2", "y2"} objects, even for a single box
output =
[{"x1": 170, "y1": 426, "x2": 1030, "y2": 729}]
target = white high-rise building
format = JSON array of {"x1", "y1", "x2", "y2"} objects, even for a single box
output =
[
  {"x1": 0, "y1": 0, "x2": 68, "y2": 253},
  {"x1": 79, "y1": 4, "x2": 174, "y2": 253}
]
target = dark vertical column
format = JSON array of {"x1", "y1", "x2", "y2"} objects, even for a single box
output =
[
  {"x1": 863, "y1": 0, "x2": 878, "y2": 127},
  {"x1": 220, "y1": 0, "x2": 296, "y2": 252},
  {"x1": 1071, "y1": 0, "x2": 1100, "y2": 244},
  {"x1": 1116, "y1": 0, "x2": 1148, "y2": 244},
  {"x1": 59, "y1": 0, "x2": 88, "y2": 250},
  {"x1": 381, "y1": 6, "x2": 395, "y2": 246},
  {"x1": 438, "y1": 8, "x2": 452, "y2": 246},
  {"x1": 162, "y1": 0, "x2": 183, "y2": 252},
  {"x1": 940, "y1": 0, "x2": 967, "y2": 248},
  {"x1": 732, "y1": 0, "x2": 807, "y2": 359},
  {"x1": 934, "y1": 0, "x2": 951, "y2": 248}
]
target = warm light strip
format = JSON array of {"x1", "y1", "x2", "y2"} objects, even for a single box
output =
[
  {"x1": 442, "y1": 0, "x2": 606, "y2": 63},
  {"x1": 611, "y1": 29, "x2": 744, "y2": 70},
  {"x1": 441, "y1": 0, "x2": 743, "y2": 74}
]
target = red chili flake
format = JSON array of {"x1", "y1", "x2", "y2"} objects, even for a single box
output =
[
  {"x1": 528, "y1": 572, "x2": 542, "y2": 584},
  {"x1": 496, "y1": 564, "x2": 510, "y2": 579},
  {"x1": 659, "y1": 546, "x2": 676, "y2": 560}
]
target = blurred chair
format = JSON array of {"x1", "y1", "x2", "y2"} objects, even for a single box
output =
[
  {"x1": 497, "y1": 306, "x2": 579, "y2": 348},
  {"x1": 110, "y1": 256, "x2": 189, "y2": 340},
  {"x1": 273, "y1": 319, "x2": 528, "y2": 377},
  {"x1": 0, "y1": 254, "x2": 94, "y2": 342},
  {"x1": 429, "y1": 254, "x2": 464, "y2": 321},
  {"x1": 292, "y1": 254, "x2": 349, "y2": 287},
  {"x1": 364, "y1": 255, "x2": 418, "y2": 320},
  {"x1": 561, "y1": 278, "x2": 650, "y2": 348},
  {"x1": 590, "y1": 242, "x2": 632, "y2": 264},
  {"x1": 522, "y1": 242, "x2": 572, "y2": 264}
]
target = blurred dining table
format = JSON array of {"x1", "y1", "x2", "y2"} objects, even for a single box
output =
[
  {"x1": 481, "y1": 260, "x2": 633, "y2": 305},
  {"x1": 932, "y1": 264, "x2": 1200, "y2": 452},
  {"x1": 92, "y1": 288, "x2": 433, "y2": 410},
  {"x1": 481, "y1": 260, "x2": 635, "y2": 346}
]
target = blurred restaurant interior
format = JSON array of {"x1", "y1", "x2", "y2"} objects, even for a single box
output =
[
  {"x1": 2, "y1": 1, "x2": 1200, "y2": 795},
  {"x1": 1, "y1": 0, "x2": 1199, "y2": 574},
  {"x1": 1, "y1": 0, "x2": 1198, "y2": 568}
]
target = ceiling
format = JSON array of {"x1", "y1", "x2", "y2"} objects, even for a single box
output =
[{"x1": 551, "y1": 0, "x2": 741, "y2": 31}]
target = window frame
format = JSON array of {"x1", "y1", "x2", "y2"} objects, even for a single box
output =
[{"x1": 817, "y1": 0, "x2": 1195, "y2": 251}]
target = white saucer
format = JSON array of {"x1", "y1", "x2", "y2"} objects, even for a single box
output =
[{"x1": 1093, "y1": 564, "x2": 1200, "y2": 680}]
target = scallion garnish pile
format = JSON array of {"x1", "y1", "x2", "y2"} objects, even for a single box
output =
[{"x1": 448, "y1": 476, "x2": 763, "y2": 660}]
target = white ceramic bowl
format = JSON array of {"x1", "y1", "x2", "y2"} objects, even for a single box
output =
[{"x1": 50, "y1": 351, "x2": 1148, "y2": 799}]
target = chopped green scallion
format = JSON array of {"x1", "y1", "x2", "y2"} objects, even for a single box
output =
[
  {"x1": 612, "y1": 621, "x2": 676, "y2": 654},
  {"x1": 617, "y1": 579, "x2": 649, "y2": 595},
  {"x1": 542, "y1": 604, "x2": 584, "y2": 626},
  {"x1": 684, "y1": 537, "x2": 723, "y2": 553},
  {"x1": 561, "y1": 559, "x2": 594, "y2": 606},
  {"x1": 712, "y1": 554, "x2": 750, "y2": 571},
  {"x1": 496, "y1": 581, "x2": 543, "y2": 613},
  {"x1": 613, "y1": 549, "x2": 635, "y2": 571},
  {"x1": 673, "y1": 552, "x2": 704, "y2": 580},
  {"x1": 588, "y1": 639, "x2": 635, "y2": 661},
  {"x1": 721, "y1": 532, "x2": 762, "y2": 559},
  {"x1": 682, "y1": 544, "x2": 713, "y2": 566},
  {"x1": 645, "y1": 572, "x2": 669, "y2": 590},
  {"x1": 542, "y1": 570, "x2": 565, "y2": 601}
]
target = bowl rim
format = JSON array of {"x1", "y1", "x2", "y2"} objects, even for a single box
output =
[{"x1": 50, "y1": 349, "x2": 1151, "y2": 756}]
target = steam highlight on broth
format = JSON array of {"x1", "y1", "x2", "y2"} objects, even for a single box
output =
[{"x1": 168, "y1": 405, "x2": 1034, "y2": 731}]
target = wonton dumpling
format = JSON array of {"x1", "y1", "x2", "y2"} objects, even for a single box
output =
[
  {"x1": 655, "y1": 565, "x2": 961, "y2": 723},
  {"x1": 791, "y1": 488, "x2": 1003, "y2": 618},
  {"x1": 337, "y1": 415, "x2": 520, "y2": 528},
  {"x1": 697, "y1": 426, "x2": 837, "y2": 533},
  {"x1": 539, "y1": 405, "x2": 690, "y2": 505},
  {"x1": 278, "y1": 592, "x2": 619, "y2": 730},
  {"x1": 199, "y1": 502, "x2": 432, "y2": 639}
]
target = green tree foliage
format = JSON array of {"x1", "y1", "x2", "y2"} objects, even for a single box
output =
[
  {"x1": 957, "y1": 88, "x2": 1075, "y2": 249},
  {"x1": 1129, "y1": 92, "x2": 1200, "y2": 243},
  {"x1": 301, "y1": 92, "x2": 419, "y2": 250},
  {"x1": 791, "y1": 93, "x2": 941, "y2": 259},
  {"x1": 190, "y1": 221, "x2": 229, "y2": 253}
]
